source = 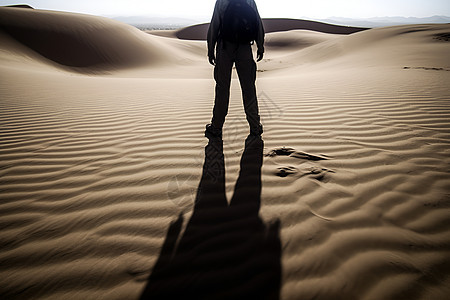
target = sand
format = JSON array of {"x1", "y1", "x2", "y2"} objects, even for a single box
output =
[{"x1": 1, "y1": 6, "x2": 450, "y2": 300}]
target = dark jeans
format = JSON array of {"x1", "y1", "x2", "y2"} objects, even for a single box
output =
[{"x1": 211, "y1": 40, "x2": 261, "y2": 130}]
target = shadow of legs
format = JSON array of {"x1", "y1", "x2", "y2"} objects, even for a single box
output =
[{"x1": 140, "y1": 137, "x2": 281, "y2": 300}]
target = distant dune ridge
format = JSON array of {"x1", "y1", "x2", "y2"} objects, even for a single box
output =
[
  {"x1": 1, "y1": 5, "x2": 450, "y2": 300},
  {"x1": 175, "y1": 18, "x2": 368, "y2": 40},
  {"x1": 4, "y1": 4, "x2": 34, "y2": 9}
]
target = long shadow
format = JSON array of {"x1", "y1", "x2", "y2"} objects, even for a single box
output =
[{"x1": 140, "y1": 136, "x2": 281, "y2": 300}]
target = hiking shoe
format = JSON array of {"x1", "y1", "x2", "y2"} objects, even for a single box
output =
[
  {"x1": 205, "y1": 123, "x2": 222, "y2": 139},
  {"x1": 250, "y1": 123, "x2": 263, "y2": 136}
]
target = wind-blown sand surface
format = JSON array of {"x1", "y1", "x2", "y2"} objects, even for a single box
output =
[{"x1": 1, "y1": 6, "x2": 450, "y2": 300}]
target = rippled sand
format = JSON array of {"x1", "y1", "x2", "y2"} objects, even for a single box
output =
[{"x1": 1, "y1": 6, "x2": 449, "y2": 300}]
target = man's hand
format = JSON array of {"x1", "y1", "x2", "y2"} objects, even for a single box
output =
[
  {"x1": 208, "y1": 53, "x2": 216, "y2": 66},
  {"x1": 256, "y1": 51, "x2": 264, "y2": 62}
]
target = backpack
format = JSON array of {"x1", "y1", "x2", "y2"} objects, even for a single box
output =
[{"x1": 221, "y1": 0, "x2": 258, "y2": 44}]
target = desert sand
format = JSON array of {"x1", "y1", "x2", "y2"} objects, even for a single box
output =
[{"x1": 1, "y1": 6, "x2": 449, "y2": 300}]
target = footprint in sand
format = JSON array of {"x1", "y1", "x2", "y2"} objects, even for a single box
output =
[{"x1": 266, "y1": 147, "x2": 334, "y2": 181}]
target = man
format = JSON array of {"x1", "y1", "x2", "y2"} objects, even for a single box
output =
[{"x1": 205, "y1": 0, "x2": 265, "y2": 139}]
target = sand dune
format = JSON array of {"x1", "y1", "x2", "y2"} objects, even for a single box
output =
[
  {"x1": 1, "y1": 6, "x2": 450, "y2": 300},
  {"x1": 257, "y1": 23, "x2": 450, "y2": 74},
  {"x1": 0, "y1": 7, "x2": 179, "y2": 73},
  {"x1": 293, "y1": 24, "x2": 450, "y2": 65},
  {"x1": 5, "y1": 4, "x2": 34, "y2": 9},
  {"x1": 264, "y1": 30, "x2": 340, "y2": 52},
  {"x1": 175, "y1": 18, "x2": 368, "y2": 41}
]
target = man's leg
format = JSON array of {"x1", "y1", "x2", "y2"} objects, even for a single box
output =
[
  {"x1": 235, "y1": 45, "x2": 262, "y2": 134},
  {"x1": 211, "y1": 44, "x2": 234, "y2": 130}
]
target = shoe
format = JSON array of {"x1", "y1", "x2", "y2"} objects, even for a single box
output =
[
  {"x1": 250, "y1": 123, "x2": 263, "y2": 136},
  {"x1": 205, "y1": 123, "x2": 222, "y2": 139}
]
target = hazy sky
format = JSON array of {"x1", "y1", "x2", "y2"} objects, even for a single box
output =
[{"x1": 1, "y1": 0, "x2": 449, "y2": 20}]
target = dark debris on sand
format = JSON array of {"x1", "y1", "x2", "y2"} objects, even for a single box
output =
[{"x1": 266, "y1": 147, "x2": 329, "y2": 161}]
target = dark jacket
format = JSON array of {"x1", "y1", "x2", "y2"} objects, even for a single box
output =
[{"x1": 207, "y1": 0, "x2": 265, "y2": 56}]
